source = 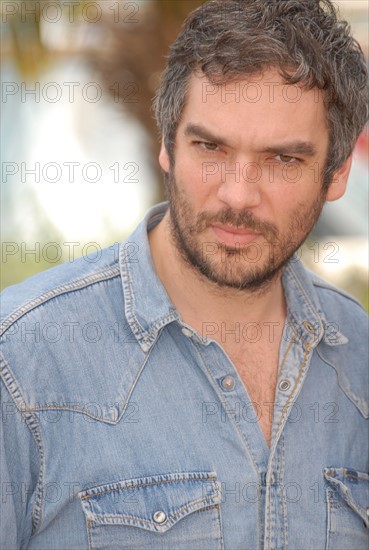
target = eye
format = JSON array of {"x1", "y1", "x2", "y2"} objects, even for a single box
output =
[
  {"x1": 194, "y1": 141, "x2": 219, "y2": 152},
  {"x1": 275, "y1": 154, "x2": 298, "y2": 164}
]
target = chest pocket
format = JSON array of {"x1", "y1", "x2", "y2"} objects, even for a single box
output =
[
  {"x1": 324, "y1": 467, "x2": 369, "y2": 550},
  {"x1": 79, "y1": 471, "x2": 223, "y2": 550}
]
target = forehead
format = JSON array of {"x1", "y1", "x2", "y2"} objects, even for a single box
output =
[{"x1": 179, "y1": 69, "x2": 328, "y2": 150}]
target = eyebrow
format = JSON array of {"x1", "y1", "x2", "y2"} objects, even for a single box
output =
[
  {"x1": 184, "y1": 123, "x2": 317, "y2": 157},
  {"x1": 184, "y1": 124, "x2": 230, "y2": 147},
  {"x1": 262, "y1": 143, "x2": 317, "y2": 157}
]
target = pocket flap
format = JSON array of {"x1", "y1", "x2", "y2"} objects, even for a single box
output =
[
  {"x1": 79, "y1": 471, "x2": 221, "y2": 533},
  {"x1": 324, "y1": 467, "x2": 369, "y2": 527}
]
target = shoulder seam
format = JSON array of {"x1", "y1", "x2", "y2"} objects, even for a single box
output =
[{"x1": 0, "y1": 266, "x2": 120, "y2": 337}]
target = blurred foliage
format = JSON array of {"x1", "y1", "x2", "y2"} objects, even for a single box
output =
[
  {"x1": 7, "y1": 14, "x2": 47, "y2": 77},
  {"x1": 1, "y1": 0, "x2": 204, "y2": 194},
  {"x1": 1, "y1": 0, "x2": 204, "y2": 290},
  {"x1": 2, "y1": 0, "x2": 86, "y2": 77},
  {"x1": 93, "y1": 0, "x2": 204, "y2": 196}
]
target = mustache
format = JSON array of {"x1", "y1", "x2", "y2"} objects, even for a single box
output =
[{"x1": 195, "y1": 208, "x2": 278, "y2": 240}]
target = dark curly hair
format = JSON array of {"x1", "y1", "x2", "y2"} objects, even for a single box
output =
[{"x1": 154, "y1": 0, "x2": 369, "y2": 189}]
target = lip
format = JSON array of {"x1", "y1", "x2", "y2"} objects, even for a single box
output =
[{"x1": 211, "y1": 224, "x2": 262, "y2": 246}]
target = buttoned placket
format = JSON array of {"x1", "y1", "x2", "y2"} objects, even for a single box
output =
[
  {"x1": 177, "y1": 307, "x2": 323, "y2": 550},
  {"x1": 178, "y1": 320, "x2": 288, "y2": 549},
  {"x1": 264, "y1": 313, "x2": 323, "y2": 550}
]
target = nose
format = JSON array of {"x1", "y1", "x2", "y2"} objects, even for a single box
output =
[{"x1": 216, "y1": 160, "x2": 262, "y2": 209}]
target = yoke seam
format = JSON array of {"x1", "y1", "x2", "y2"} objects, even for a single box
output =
[{"x1": 0, "y1": 266, "x2": 120, "y2": 337}]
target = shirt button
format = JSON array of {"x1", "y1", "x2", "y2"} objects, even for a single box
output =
[
  {"x1": 278, "y1": 379, "x2": 291, "y2": 391},
  {"x1": 221, "y1": 375, "x2": 235, "y2": 390},
  {"x1": 181, "y1": 327, "x2": 193, "y2": 338},
  {"x1": 153, "y1": 510, "x2": 167, "y2": 524},
  {"x1": 303, "y1": 321, "x2": 315, "y2": 332}
]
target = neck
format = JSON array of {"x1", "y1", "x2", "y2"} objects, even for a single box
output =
[{"x1": 148, "y1": 212, "x2": 287, "y2": 332}]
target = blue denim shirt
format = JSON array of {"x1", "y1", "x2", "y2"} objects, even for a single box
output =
[{"x1": 1, "y1": 202, "x2": 368, "y2": 550}]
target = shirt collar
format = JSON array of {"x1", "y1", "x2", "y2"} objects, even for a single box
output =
[
  {"x1": 282, "y1": 260, "x2": 348, "y2": 349},
  {"x1": 119, "y1": 202, "x2": 179, "y2": 352},
  {"x1": 119, "y1": 202, "x2": 346, "y2": 352},
  {"x1": 282, "y1": 259, "x2": 325, "y2": 349}
]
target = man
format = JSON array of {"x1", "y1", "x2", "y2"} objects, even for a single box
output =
[{"x1": 1, "y1": 0, "x2": 368, "y2": 548}]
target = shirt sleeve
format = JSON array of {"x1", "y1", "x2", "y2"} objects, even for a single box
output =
[{"x1": 0, "y1": 378, "x2": 41, "y2": 550}]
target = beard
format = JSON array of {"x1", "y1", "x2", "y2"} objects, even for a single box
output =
[{"x1": 165, "y1": 170, "x2": 326, "y2": 292}]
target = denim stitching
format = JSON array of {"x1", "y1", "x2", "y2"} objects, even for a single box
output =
[
  {"x1": 266, "y1": 473, "x2": 274, "y2": 550},
  {"x1": 285, "y1": 265, "x2": 328, "y2": 350},
  {"x1": 215, "y1": 502, "x2": 225, "y2": 550},
  {"x1": 326, "y1": 487, "x2": 333, "y2": 550},
  {"x1": 324, "y1": 472, "x2": 369, "y2": 523},
  {"x1": 82, "y1": 475, "x2": 217, "y2": 500},
  {"x1": 287, "y1": 310, "x2": 317, "y2": 349},
  {"x1": 257, "y1": 469, "x2": 263, "y2": 550},
  {"x1": 23, "y1": 339, "x2": 155, "y2": 424},
  {"x1": 316, "y1": 348, "x2": 369, "y2": 418},
  {"x1": 289, "y1": 266, "x2": 323, "y2": 327},
  {"x1": 146, "y1": 313, "x2": 179, "y2": 342},
  {"x1": 266, "y1": 345, "x2": 300, "y2": 550},
  {"x1": 120, "y1": 245, "x2": 178, "y2": 349},
  {"x1": 279, "y1": 433, "x2": 288, "y2": 550},
  {"x1": 0, "y1": 267, "x2": 120, "y2": 337},
  {"x1": 278, "y1": 336, "x2": 296, "y2": 377},
  {"x1": 81, "y1": 470, "x2": 216, "y2": 496},
  {"x1": 276, "y1": 346, "x2": 310, "y2": 435},
  {"x1": 313, "y1": 280, "x2": 364, "y2": 310},
  {"x1": 119, "y1": 244, "x2": 146, "y2": 343},
  {"x1": 28, "y1": 346, "x2": 148, "y2": 423},
  {"x1": 267, "y1": 345, "x2": 309, "y2": 549},
  {"x1": 89, "y1": 497, "x2": 218, "y2": 527},
  {"x1": 27, "y1": 405, "x2": 122, "y2": 424},
  {"x1": 0, "y1": 354, "x2": 45, "y2": 534},
  {"x1": 266, "y1": 338, "x2": 295, "y2": 549},
  {"x1": 113, "y1": 332, "x2": 163, "y2": 421},
  {"x1": 86, "y1": 519, "x2": 93, "y2": 550},
  {"x1": 193, "y1": 340, "x2": 261, "y2": 480}
]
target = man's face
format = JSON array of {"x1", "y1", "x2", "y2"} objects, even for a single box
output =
[{"x1": 159, "y1": 69, "x2": 345, "y2": 291}]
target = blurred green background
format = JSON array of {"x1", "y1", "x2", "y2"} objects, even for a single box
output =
[{"x1": 1, "y1": 0, "x2": 368, "y2": 310}]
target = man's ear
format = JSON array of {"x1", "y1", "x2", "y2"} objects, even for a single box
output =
[
  {"x1": 326, "y1": 154, "x2": 353, "y2": 202},
  {"x1": 159, "y1": 139, "x2": 170, "y2": 173}
]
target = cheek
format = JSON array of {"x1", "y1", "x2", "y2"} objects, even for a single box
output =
[
  {"x1": 176, "y1": 160, "x2": 218, "y2": 201},
  {"x1": 259, "y1": 185, "x2": 310, "y2": 233},
  {"x1": 266, "y1": 169, "x2": 320, "y2": 207}
]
